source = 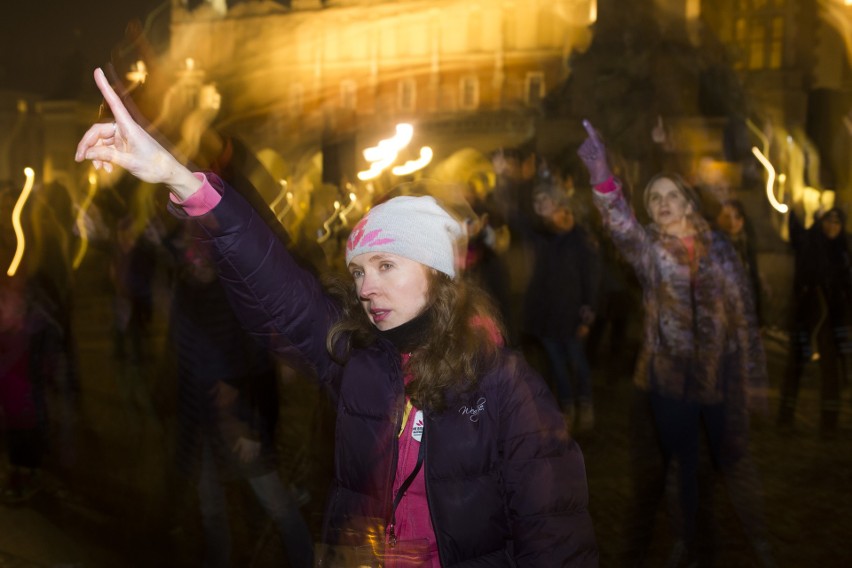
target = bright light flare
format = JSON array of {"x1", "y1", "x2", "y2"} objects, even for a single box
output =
[
  {"x1": 362, "y1": 124, "x2": 413, "y2": 162},
  {"x1": 126, "y1": 60, "x2": 148, "y2": 85},
  {"x1": 358, "y1": 123, "x2": 415, "y2": 180},
  {"x1": 752, "y1": 147, "x2": 788, "y2": 214},
  {"x1": 6, "y1": 168, "x2": 35, "y2": 277},
  {"x1": 392, "y1": 147, "x2": 433, "y2": 176},
  {"x1": 358, "y1": 157, "x2": 396, "y2": 181}
]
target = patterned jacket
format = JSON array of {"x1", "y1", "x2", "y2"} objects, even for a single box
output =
[{"x1": 592, "y1": 179, "x2": 767, "y2": 408}]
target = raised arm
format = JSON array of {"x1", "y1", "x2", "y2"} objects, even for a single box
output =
[
  {"x1": 577, "y1": 120, "x2": 613, "y2": 186},
  {"x1": 577, "y1": 120, "x2": 654, "y2": 286},
  {"x1": 74, "y1": 68, "x2": 201, "y2": 201},
  {"x1": 75, "y1": 68, "x2": 342, "y2": 385}
]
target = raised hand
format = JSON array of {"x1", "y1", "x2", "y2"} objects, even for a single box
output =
[
  {"x1": 74, "y1": 68, "x2": 202, "y2": 201},
  {"x1": 577, "y1": 119, "x2": 613, "y2": 186}
]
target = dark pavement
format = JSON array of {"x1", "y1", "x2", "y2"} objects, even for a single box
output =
[{"x1": 1, "y1": 246, "x2": 851, "y2": 567}]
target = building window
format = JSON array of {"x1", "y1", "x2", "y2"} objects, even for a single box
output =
[
  {"x1": 460, "y1": 76, "x2": 480, "y2": 110},
  {"x1": 398, "y1": 79, "x2": 416, "y2": 112},
  {"x1": 341, "y1": 80, "x2": 357, "y2": 110},
  {"x1": 769, "y1": 17, "x2": 784, "y2": 68},
  {"x1": 289, "y1": 83, "x2": 304, "y2": 115},
  {"x1": 748, "y1": 23, "x2": 766, "y2": 69},
  {"x1": 525, "y1": 72, "x2": 545, "y2": 108}
]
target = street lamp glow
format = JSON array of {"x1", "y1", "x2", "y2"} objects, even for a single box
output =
[{"x1": 6, "y1": 167, "x2": 35, "y2": 277}]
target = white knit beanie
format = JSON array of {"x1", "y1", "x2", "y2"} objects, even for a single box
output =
[{"x1": 345, "y1": 195, "x2": 465, "y2": 278}]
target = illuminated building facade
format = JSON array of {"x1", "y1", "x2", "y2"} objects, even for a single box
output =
[
  {"x1": 702, "y1": 0, "x2": 851, "y2": 197},
  {"x1": 163, "y1": 0, "x2": 596, "y2": 187}
]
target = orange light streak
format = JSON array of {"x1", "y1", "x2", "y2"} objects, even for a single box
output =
[{"x1": 6, "y1": 168, "x2": 35, "y2": 277}]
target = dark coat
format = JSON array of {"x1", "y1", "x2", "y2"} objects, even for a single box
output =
[
  {"x1": 173, "y1": 174, "x2": 598, "y2": 567},
  {"x1": 523, "y1": 226, "x2": 600, "y2": 339},
  {"x1": 788, "y1": 209, "x2": 852, "y2": 359}
]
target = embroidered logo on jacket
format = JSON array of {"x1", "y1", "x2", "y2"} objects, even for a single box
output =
[{"x1": 459, "y1": 397, "x2": 486, "y2": 422}]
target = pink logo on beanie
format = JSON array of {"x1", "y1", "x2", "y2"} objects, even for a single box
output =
[{"x1": 347, "y1": 217, "x2": 395, "y2": 253}]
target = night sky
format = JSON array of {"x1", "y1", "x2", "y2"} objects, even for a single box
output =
[{"x1": 0, "y1": 0, "x2": 167, "y2": 99}]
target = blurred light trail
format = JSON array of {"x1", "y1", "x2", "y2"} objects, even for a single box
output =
[
  {"x1": 317, "y1": 201, "x2": 341, "y2": 243},
  {"x1": 6, "y1": 167, "x2": 35, "y2": 277},
  {"x1": 73, "y1": 172, "x2": 99, "y2": 271},
  {"x1": 392, "y1": 146, "x2": 433, "y2": 176},
  {"x1": 362, "y1": 124, "x2": 413, "y2": 162},
  {"x1": 126, "y1": 60, "x2": 148, "y2": 86},
  {"x1": 778, "y1": 173, "x2": 788, "y2": 205},
  {"x1": 358, "y1": 123, "x2": 415, "y2": 180},
  {"x1": 270, "y1": 179, "x2": 288, "y2": 210},
  {"x1": 752, "y1": 147, "x2": 788, "y2": 214},
  {"x1": 338, "y1": 192, "x2": 358, "y2": 226},
  {"x1": 358, "y1": 157, "x2": 395, "y2": 181}
]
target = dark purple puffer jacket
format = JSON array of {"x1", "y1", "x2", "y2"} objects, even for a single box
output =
[{"x1": 174, "y1": 174, "x2": 598, "y2": 567}]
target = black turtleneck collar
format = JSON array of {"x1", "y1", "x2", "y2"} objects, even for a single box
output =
[{"x1": 377, "y1": 307, "x2": 433, "y2": 352}]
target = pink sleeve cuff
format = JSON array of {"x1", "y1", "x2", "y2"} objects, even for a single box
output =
[
  {"x1": 593, "y1": 176, "x2": 618, "y2": 194},
  {"x1": 169, "y1": 172, "x2": 223, "y2": 216}
]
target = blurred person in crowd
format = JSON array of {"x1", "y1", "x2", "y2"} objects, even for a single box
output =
[
  {"x1": 110, "y1": 213, "x2": 163, "y2": 434},
  {"x1": 460, "y1": 179, "x2": 512, "y2": 337},
  {"x1": 76, "y1": 68, "x2": 597, "y2": 567},
  {"x1": 484, "y1": 143, "x2": 540, "y2": 346},
  {"x1": 779, "y1": 204, "x2": 852, "y2": 438},
  {"x1": 523, "y1": 182, "x2": 601, "y2": 431},
  {"x1": 716, "y1": 199, "x2": 764, "y2": 325},
  {"x1": 165, "y1": 227, "x2": 313, "y2": 568},
  {"x1": 2, "y1": 179, "x2": 80, "y2": 474},
  {"x1": 0, "y1": 275, "x2": 64, "y2": 503},
  {"x1": 578, "y1": 121, "x2": 773, "y2": 567}
]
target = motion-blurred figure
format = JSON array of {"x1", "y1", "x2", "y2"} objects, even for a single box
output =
[
  {"x1": 485, "y1": 144, "x2": 540, "y2": 346},
  {"x1": 110, "y1": 213, "x2": 163, "y2": 433},
  {"x1": 0, "y1": 275, "x2": 64, "y2": 503},
  {"x1": 523, "y1": 182, "x2": 600, "y2": 431},
  {"x1": 167, "y1": 218, "x2": 313, "y2": 568},
  {"x1": 579, "y1": 121, "x2": 773, "y2": 567},
  {"x1": 717, "y1": 199, "x2": 765, "y2": 325},
  {"x1": 779, "y1": 205, "x2": 852, "y2": 438}
]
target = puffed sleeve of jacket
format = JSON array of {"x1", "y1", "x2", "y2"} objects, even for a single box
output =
[
  {"x1": 498, "y1": 354, "x2": 598, "y2": 566},
  {"x1": 169, "y1": 173, "x2": 343, "y2": 386},
  {"x1": 591, "y1": 178, "x2": 656, "y2": 289}
]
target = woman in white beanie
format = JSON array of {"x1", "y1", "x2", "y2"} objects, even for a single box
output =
[{"x1": 76, "y1": 68, "x2": 597, "y2": 567}]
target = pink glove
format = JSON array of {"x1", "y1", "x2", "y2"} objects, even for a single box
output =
[{"x1": 577, "y1": 120, "x2": 613, "y2": 186}]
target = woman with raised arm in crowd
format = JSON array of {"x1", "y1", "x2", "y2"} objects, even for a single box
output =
[
  {"x1": 76, "y1": 68, "x2": 597, "y2": 568},
  {"x1": 577, "y1": 121, "x2": 773, "y2": 567}
]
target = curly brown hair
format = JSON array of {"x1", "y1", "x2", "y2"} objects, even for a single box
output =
[{"x1": 324, "y1": 271, "x2": 505, "y2": 412}]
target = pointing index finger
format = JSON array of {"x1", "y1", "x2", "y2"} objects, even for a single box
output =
[
  {"x1": 582, "y1": 119, "x2": 599, "y2": 141},
  {"x1": 94, "y1": 68, "x2": 132, "y2": 126}
]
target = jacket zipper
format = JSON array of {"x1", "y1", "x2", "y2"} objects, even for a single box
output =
[
  {"x1": 384, "y1": 358, "x2": 405, "y2": 550},
  {"x1": 422, "y1": 418, "x2": 446, "y2": 566}
]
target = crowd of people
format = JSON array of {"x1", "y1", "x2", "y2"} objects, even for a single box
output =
[{"x1": 0, "y1": 66, "x2": 850, "y2": 567}]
